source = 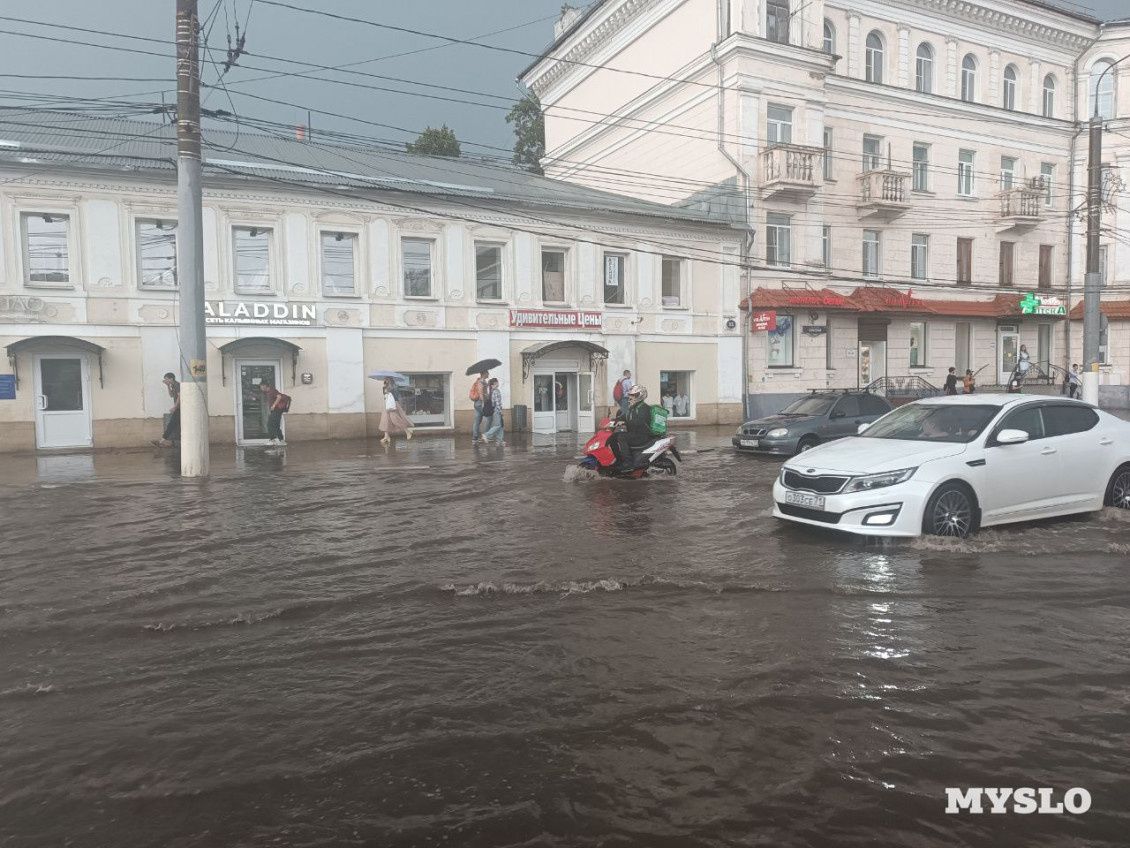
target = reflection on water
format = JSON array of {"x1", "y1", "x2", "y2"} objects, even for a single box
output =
[{"x1": 1, "y1": 432, "x2": 1128, "y2": 847}]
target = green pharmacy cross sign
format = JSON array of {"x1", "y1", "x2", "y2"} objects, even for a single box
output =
[{"x1": 1019, "y1": 292, "x2": 1066, "y2": 316}]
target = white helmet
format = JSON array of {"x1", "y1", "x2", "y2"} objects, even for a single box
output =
[{"x1": 627, "y1": 384, "x2": 648, "y2": 402}]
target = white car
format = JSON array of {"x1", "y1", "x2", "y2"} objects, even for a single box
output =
[{"x1": 772, "y1": 394, "x2": 1130, "y2": 538}]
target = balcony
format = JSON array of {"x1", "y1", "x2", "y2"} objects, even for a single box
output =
[
  {"x1": 857, "y1": 170, "x2": 910, "y2": 219},
  {"x1": 760, "y1": 144, "x2": 821, "y2": 199},
  {"x1": 998, "y1": 182, "x2": 1045, "y2": 229}
]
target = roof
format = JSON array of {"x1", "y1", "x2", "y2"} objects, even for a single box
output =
[
  {"x1": 1069, "y1": 299, "x2": 1130, "y2": 319},
  {"x1": 0, "y1": 110, "x2": 738, "y2": 229},
  {"x1": 742, "y1": 286, "x2": 1055, "y2": 318}
]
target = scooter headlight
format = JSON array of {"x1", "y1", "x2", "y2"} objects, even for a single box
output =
[{"x1": 844, "y1": 467, "x2": 917, "y2": 493}]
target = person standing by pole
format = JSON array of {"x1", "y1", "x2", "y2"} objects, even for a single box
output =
[
  {"x1": 152, "y1": 372, "x2": 181, "y2": 447},
  {"x1": 175, "y1": 0, "x2": 209, "y2": 476}
]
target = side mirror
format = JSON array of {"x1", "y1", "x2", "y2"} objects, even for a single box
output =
[
  {"x1": 996, "y1": 428, "x2": 1029, "y2": 445},
  {"x1": 857, "y1": 422, "x2": 871, "y2": 434},
  {"x1": 831, "y1": 411, "x2": 846, "y2": 419}
]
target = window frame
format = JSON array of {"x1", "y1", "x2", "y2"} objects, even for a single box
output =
[
  {"x1": 957, "y1": 237, "x2": 973, "y2": 285},
  {"x1": 862, "y1": 134, "x2": 883, "y2": 172},
  {"x1": 603, "y1": 251, "x2": 628, "y2": 306},
  {"x1": 540, "y1": 246, "x2": 568, "y2": 305},
  {"x1": 862, "y1": 229, "x2": 881, "y2": 278},
  {"x1": 1042, "y1": 74, "x2": 1056, "y2": 118},
  {"x1": 474, "y1": 240, "x2": 506, "y2": 303},
  {"x1": 766, "y1": 213, "x2": 792, "y2": 268},
  {"x1": 823, "y1": 20, "x2": 835, "y2": 56},
  {"x1": 231, "y1": 224, "x2": 277, "y2": 296},
  {"x1": 318, "y1": 228, "x2": 361, "y2": 297},
  {"x1": 961, "y1": 54, "x2": 978, "y2": 103},
  {"x1": 661, "y1": 255, "x2": 687, "y2": 309},
  {"x1": 911, "y1": 233, "x2": 929, "y2": 281},
  {"x1": 660, "y1": 370, "x2": 694, "y2": 419},
  {"x1": 1003, "y1": 65, "x2": 1018, "y2": 111},
  {"x1": 915, "y1": 43, "x2": 934, "y2": 93},
  {"x1": 1000, "y1": 156, "x2": 1017, "y2": 191},
  {"x1": 865, "y1": 31, "x2": 884, "y2": 84},
  {"x1": 1090, "y1": 59, "x2": 1115, "y2": 121},
  {"x1": 908, "y1": 321, "x2": 927, "y2": 367},
  {"x1": 136, "y1": 217, "x2": 179, "y2": 291},
  {"x1": 822, "y1": 225, "x2": 831, "y2": 269},
  {"x1": 1041, "y1": 163, "x2": 1055, "y2": 207},
  {"x1": 401, "y1": 236, "x2": 436, "y2": 299},
  {"x1": 398, "y1": 372, "x2": 452, "y2": 429},
  {"x1": 767, "y1": 104, "x2": 794, "y2": 145},
  {"x1": 1099, "y1": 244, "x2": 1109, "y2": 287},
  {"x1": 1038, "y1": 244, "x2": 1054, "y2": 290},
  {"x1": 999, "y1": 240, "x2": 1015, "y2": 287},
  {"x1": 765, "y1": 0, "x2": 790, "y2": 45},
  {"x1": 21, "y1": 211, "x2": 74, "y2": 289},
  {"x1": 958, "y1": 149, "x2": 975, "y2": 197},
  {"x1": 823, "y1": 126, "x2": 834, "y2": 180},
  {"x1": 912, "y1": 143, "x2": 930, "y2": 192},
  {"x1": 767, "y1": 313, "x2": 795, "y2": 368}
]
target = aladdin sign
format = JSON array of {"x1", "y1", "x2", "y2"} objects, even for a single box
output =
[
  {"x1": 1019, "y1": 293, "x2": 1066, "y2": 316},
  {"x1": 205, "y1": 301, "x2": 317, "y2": 326},
  {"x1": 509, "y1": 309, "x2": 602, "y2": 329}
]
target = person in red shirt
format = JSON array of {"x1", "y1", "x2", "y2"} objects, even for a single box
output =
[{"x1": 258, "y1": 380, "x2": 289, "y2": 445}]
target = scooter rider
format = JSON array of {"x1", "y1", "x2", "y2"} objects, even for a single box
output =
[{"x1": 611, "y1": 384, "x2": 653, "y2": 468}]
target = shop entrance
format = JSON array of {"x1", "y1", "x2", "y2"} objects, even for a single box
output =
[
  {"x1": 998, "y1": 325, "x2": 1019, "y2": 383},
  {"x1": 857, "y1": 319, "x2": 888, "y2": 388},
  {"x1": 235, "y1": 360, "x2": 281, "y2": 445},
  {"x1": 33, "y1": 354, "x2": 93, "y2": 449},
  {"x1": 532, "y1": 370, "x2": 593, "y2": 435}
]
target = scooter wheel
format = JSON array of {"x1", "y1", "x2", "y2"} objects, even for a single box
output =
[{"x1": 649, "y1": 457, "x2": 678, "y2": 476}]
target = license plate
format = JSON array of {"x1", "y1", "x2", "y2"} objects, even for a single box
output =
[
  {"x1": 786, "y1": 491, "x2": 826, "y2": 510},
  {"x1": 740, "y1": 439, "x2": 759, "y2": 447}
]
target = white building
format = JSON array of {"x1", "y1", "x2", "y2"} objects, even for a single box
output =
[
  {"x1": 0, "y1": 111, "x2": 745, "y2": 453},
  {"x1": 521, "y1": 0, "x2": 1130, "y2": 411}
]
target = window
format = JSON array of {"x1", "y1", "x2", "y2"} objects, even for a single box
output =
[
  {"x1": 822, "y1": 225, "x2": 831, "y2": 268},
  {"x1": 865, "y1": 32, "x2": 884, "y2": 84},
  {"x1": 399, "y1": 373, "x2": 449, "y2": 428},
  {"x1": 1099, "y1": 244, "x2": 1109, "y2": 287},
  {"x1": 661, "y1": 256, "x2": 684, "y2": 307},
  {"x1": 603, "y1": 252, "x2": 626, "y2": 305},
  {"x1": 957, "y1": 238, "x2": 973, "y2": 285},
  {"x1": 1091, "y1": 59, "x2": 1115, "y2": 120},
  {"x1": 1042, "y1": 74, "x2": 1056, "y2": 118},
  {"x1": 915, "y1": 43, "x2": 934, "y2": 93},
  {"x1": 860, "y1": 394, "x2": 890, "y2": 415},
  {"x1": 137, "y1": 219, "x2": 177, "y2": 289},
  {"x1": 961, "y1": 54, "x2": 978, "y2": 102},
  {"x1": 1003, "y1": 65, "x2": 1018, "y2": 111},
  {"x1": 1042, "y1": 404, "x2": 1099, "y2": 437},
  {"x1": 1041, "y1": 163, "x2": 1055, "y2": 206},
  {"x1": 22, "y1": 213, "x2": 70, "y2": 285},
  {"x1": 321, "y1": 231, "x2": 357, "y2": 295},
  {"x1": 1000, "y1": 156, "x2": 1016, "y2": 191},
  {"x1": 955, "y1": 322, "x2": 972, "y2": 374},
  {"x1": 958, "y1": 149, "x2": 975, "y2": 196},
  {"x1": 541, "y1": 249, "x2": 566, "y2": 303},
  {"x1": 402, "y1": 238, "x2": 433, "y2": 297},
  {"x1": 1039, "y1": 244, "x2": 1053, "y2": 290},
  {"x1": 823, "y1": 127, "x2": 834, "y2": 180},
  {"x1": 996, "y1": 406, "x2": 1045, "y2": 442},
  {"x1": 823, "y1": 20, "x2": 835, "y2": 55},
  {"x1": 999, "y1": 241, "x2": 1014, "y2": 286},
  {"x1": 233, "y1": 226, "x2": 272, "y2": 293},
  {"x1": 863, "y1": 134, "x2": 883, "y2": 172},
  {"x1": 909, "y1": 322, "x2": 927, "y2": 367},
  {"x1": 911, "y1": 234, "x2": 928, "y2": 280},
  {"x1": 660, "y1": 370, "x2": 693, "y2": 418},
  {"x1": 767, "y1": 105, "x2": 793, "y2": 144},
  {"x1": 767, "y1": 314, "x2": 794, "y2": 367},
  {"x1": 766, "y1": 214, "x2": 791, "y2": 267},
  {"x1": 833, "y1": 395, "x2": 860, "y2": 417},
  {"x1": 862, "y1": 229, "x2": 880, "y2": 278},
  {"x1": 475, "y1": 242, "x2": 503, "y2": 301},
  {"x1": 766, "y1": 0, "x2": 789, "y2": 44},
  {"x1": 912, "y1": 143, "x2": 930, "y2": 191}
]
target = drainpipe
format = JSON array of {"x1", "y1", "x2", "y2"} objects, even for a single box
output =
[{"x1": 712, "y1": 0, "x2": 755, "y2": 419}]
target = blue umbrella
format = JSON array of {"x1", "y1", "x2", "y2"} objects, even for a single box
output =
[{"x1": 368, "y1": 370, "x2": 410, "y2": 386}]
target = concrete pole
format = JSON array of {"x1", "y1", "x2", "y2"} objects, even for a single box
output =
[
  {"x1": 176, "y1": 0, "x2": 209, "y2": 475},
  {"x1": 1082, "y1": 115, "x2": 1102, "y2": 406}
]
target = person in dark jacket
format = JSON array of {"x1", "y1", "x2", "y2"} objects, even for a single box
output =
[
  {"x1": 611, "y1": 384, "x2": 653, "y2": 467},
  {"x1": 943, "y1": 367, "x2": 959, "y2": 396}
]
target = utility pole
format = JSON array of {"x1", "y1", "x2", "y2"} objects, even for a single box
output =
[
  {"x1": 1082, "y1": 114, "x2": 1102, "y2": 406},
  {"x1": 176, "y1": 0, "x2": 209, "y2": 476}
]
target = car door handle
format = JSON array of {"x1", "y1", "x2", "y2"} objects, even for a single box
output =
[
  {"x1": 1100, "y1": 438, "x2": 1113, "y2": 446},
  {"x1": 1040, "y1": 446, "x2": 1057, "y2": 455}
]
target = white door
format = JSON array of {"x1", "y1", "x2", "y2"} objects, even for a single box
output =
[
  {"x1": 998, "y1": 325, "x2": 1019, "y2": 383},
  {"x1": 554, "y1": 372, "x2": 576, "y2": 432},
  {"x1": 578, "y1": 372, "x2": 595, "y2": 435},
  {"x1": 33, "y1": 354, "x2": 93, "y2": 449},
  {"x1": 532, "y1": 372, "x2": 556, "y2": 434},
  {"x1": 235, "y1": 360, "x2": 281, "y2": 445},
  {"x1": 859, "y1": 341, "x2": 887, "y2": 386}
]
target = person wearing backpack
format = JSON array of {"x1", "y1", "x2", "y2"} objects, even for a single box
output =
[
  {"x1": 258, "y1": 379, "x2": 291, "y2": 446},
  {"x1": 482, "y1": 377, "x2": 505, "y2": 446},
  {"x1": 613, "y1": 369, "x2": 632, "y2": 416},
  {"x1": 610, "y1": 384, "x2": 653, "y2": 467},
  {"x1": 469, "y1": 370, "x2": 489, "y2": 442}
]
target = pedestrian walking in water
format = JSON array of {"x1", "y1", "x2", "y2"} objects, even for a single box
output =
[
  {"x1": 380, "y1": 377, "x2": 414, "y2": 446},
  {"x1": 1068, "y1": 364, "x2": 1082, "y2": 399},
  {"x1": 963, "y1": 369, "x2": 976, "y2": 394},
  {"x1": 613, "y1": 369, "x2": 632, "y2": 416},
  {"x1": 469, "y1": 370, "x2": 489, "y2": 443},
  {"x1": 259, "y1": 379, "x2": 291, "y2": 445},
  {"x1": 483, "y1": 378, "x2": 505, "y2": 445},
  {"x1": 151, "y1": 371, "x2": 181, "y2": 447},
  {"x1": 944, "y1": 367, "x2": 958, "y2": 396}
]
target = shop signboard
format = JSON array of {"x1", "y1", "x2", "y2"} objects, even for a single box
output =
[
  {"x1": 802, "y1": 325, "x2": 828, "y2": 336},
  {"x1": 204, "y1": 301, "x2": 317, "y2": 326},
  {"x1": 752, "y1": 310, "x2": 777, "y2": 332},
  {"x1": 785, "y1": 293, "x2": 846, "y2": 307},
  {"x1": 509, "y1": 309, "x2": 602, "y2": 329},
  {"x1": 1019, "y1": 293, "x2": 1066, "y2": 316},
  {"x1": 0, "y1": 374, "x2": 15, "y2": 400}
]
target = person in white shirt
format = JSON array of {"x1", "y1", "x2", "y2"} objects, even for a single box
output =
[
  {"x1": 662, "y1": 392, "x2": 675, "y2": 414},
  {"x1": 673, "y1": 392, "x2": 690, "y2": 417}
]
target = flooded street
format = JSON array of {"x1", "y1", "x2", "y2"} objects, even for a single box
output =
[{"x1": 2, "y1": 429, "x2": 1129, "y2": 847}]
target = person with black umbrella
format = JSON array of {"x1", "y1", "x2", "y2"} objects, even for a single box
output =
[{"x1": 466, "y1": 358, "x2": 501, "y2": 442}]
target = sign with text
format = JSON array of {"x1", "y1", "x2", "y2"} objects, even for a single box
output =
[
  {"x1": 205, "y1": 301, "x2": 316, "y2": 326},
  {"x1": 752, "y1": 310, "x2": 777, "y2": 332},
  {"x1": 0, "y1": 295, "x2": 47, "y2": 323},
  {"x1": 786, "y1": 293, "x2": 846, "y2": 307},
  {"x1": 1019, "y1": 293, "x2": 1066, "y2": 316},
  {"x1": 509, "y1": 309, "x2": 602, "y2": 329},
  {"x1": 802, "y1": 325, "x2": 828, "y2": 336},
  {"x1": 0, "y1": 374, "x2": 15, "y2": 400}
]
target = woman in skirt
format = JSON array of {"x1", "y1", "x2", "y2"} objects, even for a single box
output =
[{"x1": 380, "y1": 378, "x2": 414, "y2": 445}]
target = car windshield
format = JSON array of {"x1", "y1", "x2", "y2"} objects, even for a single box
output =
[
  {"x1": 860, "y1": 403, "x2": 1002, "y2": 443},
  {"x1": 780, "y1": 396, "x2": 836, "y2": 416}
]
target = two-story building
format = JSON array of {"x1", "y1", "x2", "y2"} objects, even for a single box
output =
[{"x1": 0, "y1": 111, "x2": 745, "y2": 452}]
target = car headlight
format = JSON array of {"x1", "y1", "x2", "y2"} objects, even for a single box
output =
[
  {"x1": 766, "y1": 428, "x2": 789, "y2": 438},
  {"x1": 844, "y1": 467, "x2": 917, "y2": 492},
  {"x1": 735, "y1": 425, "x2": 745, "y2": 435}
]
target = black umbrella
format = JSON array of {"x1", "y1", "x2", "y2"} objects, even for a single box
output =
[{"x1": 466, "y1": 358, "x2": 502, "y2": 376}]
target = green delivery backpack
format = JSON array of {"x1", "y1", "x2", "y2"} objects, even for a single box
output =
[{"x1": 649, "y1": 405, "x2": 669, "y2": 436}]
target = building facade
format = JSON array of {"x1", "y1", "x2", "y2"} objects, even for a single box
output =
[
  {"x1": 521, "y1": 0, "x2": 1130, "y2": 411},
  {"x1": 0, "y1": 114, "x2": 744, "y2": 452}
]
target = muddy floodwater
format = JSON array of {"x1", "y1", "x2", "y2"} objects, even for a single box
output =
[{"x1": 1, "y1": 429, "x2": 1129, "y2": 848}]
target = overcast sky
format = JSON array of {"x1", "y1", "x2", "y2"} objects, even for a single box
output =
[{"x1": 0, "y1": 0, "x2": 1125, "y2": 159}]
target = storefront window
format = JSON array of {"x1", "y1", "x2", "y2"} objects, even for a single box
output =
[
  {"x1": 768, "y1": 314, "x2": 795, "y2": 367},
  {"x1": 399, "y1": 373, "x2": 449, "y2": 427},
  {"x1": 660, "y1": 371, "x2": 693, "y2": 418},
  {"x1": 909, "y1": 322, "x2": 927, "y2": 367}
]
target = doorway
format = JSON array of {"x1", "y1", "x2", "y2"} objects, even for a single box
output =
[
  {"x1": 955, "y1": 323, "x2": 972, "y2": 376},
  {"x1": 532, "y1": 369, "x2": 593, "y2": 435},
  {"x1": 33, "y1": 354, "x2": 93, "y2": 449},
  {"x1": 235, "y1": 360, "x2": 281, "y2": 445},
  {"x1": 858, "y1": 341, "x2": 887, "y2": 387},
  {"x1": 1036, "y1": 323, "x2": 1052, "y2": 374},
  {"x1": 998, "y1": 325, "x2": 1019, "y2": 383}
]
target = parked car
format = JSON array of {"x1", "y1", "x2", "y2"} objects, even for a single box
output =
[
  {"x1": 772, "y1": 395, "x2": 1130, "y2": 538},
  {"x1": 733, "y1": 391, "x2": 893, "y2": 456}
]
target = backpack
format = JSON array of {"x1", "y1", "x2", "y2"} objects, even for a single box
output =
[
  {"x1": 482, "y1": 391, "x2": 495, "y2": 418},
  {"x1": 469, "y1": 380, "x2": 483, "y2": 402},
  {"x1": 276, "y1": 392, "x2": 292, "y2": 413},
  {"x1": 649, "y1": 405, "x2": 669, "y2": 436},
  {"x1": 613, "y1": 380, "x2": 624, "y2": 401}
]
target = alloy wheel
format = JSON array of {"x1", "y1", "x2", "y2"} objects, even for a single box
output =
[
  {"x1": 930, "y1": 489, "x2": 973, "y2": 537},
  {"x1": 1112, "y1": 470, "x2": 1130, "y2": 510}
]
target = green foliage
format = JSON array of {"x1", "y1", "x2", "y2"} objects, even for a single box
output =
[
  {"x1": 405, "y1": 125, "x2": 461, "y2": 157},
  {"x1": 506, "y1": 95, "x2": 545, "y2": 174}
]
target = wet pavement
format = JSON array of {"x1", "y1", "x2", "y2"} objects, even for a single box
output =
[{"x1": 1, "y1": 426, "x2": 1129, "y2": 848}]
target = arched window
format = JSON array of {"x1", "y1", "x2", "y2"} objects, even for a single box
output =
[
  {"x1": 865, "y1": 32, "x2": 884, "y2": 84},
  {"x1": 1042, "y1": 74, "x2": 1056, "y2": 118},
  {"x1": 1003, "y1": 65, "x2": 1018, "y2": 110},
  {"x1": 915, "y1": 43, "x2": 934, "y2": 93},
  {"x1": 823, "y1": 20, "x2": 835, "y2": 56},
  {"x1": 961, "y1": 54, "x2": 978, "y2": 102},
  {"x1": 1091, "y1": 59, "x2": 1115, "y2": 119}
]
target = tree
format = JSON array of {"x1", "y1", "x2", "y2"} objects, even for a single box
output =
[
  {"x1": 405, "y1": 125, "x2": 461, "y2": 157},
  {"x1": 507, "y1": 95, "x2": 545, "y2": 174}
]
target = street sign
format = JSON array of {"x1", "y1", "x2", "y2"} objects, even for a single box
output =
[
  {"x1": 1019, "y1": 292, "x2": 1066, "y2": 316},
  {"x1": 0, "y1": 374, "x2": 15, "y2": 400}
]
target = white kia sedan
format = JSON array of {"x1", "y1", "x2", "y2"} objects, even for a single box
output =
[{"x1": 772, "y1": 394, "x2": 1130, "y2": 538}]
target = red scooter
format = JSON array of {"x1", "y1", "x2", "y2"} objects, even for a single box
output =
[{"x1": 579, "y1": 417, "x2": 680, "y2": 478}]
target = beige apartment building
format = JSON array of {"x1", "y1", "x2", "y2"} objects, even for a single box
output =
[{"x1": 521, "y1": 0, "x2": 1130, "y2": 412}]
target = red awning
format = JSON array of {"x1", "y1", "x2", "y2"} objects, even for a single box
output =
[
  {"x1": 741, "y1": 286, "x2": 1027, "y2": 318},
  {"x1": 1069, "y1": 299, "x2": 1130, "y2": 319}
]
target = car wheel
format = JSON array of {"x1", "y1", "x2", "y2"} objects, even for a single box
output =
[
  {"x1": 648, "y1": 456, "x2": 678, "y2": 476},
  {"x1": 922, "y1": 483, "x2": 977, "y2": 538},
  {"x1": 1105, "y1": 464, "x2": 1130, "y2": 509},
  {"x1": 796, "y1": 436, "x2": 819, "y2": 455}
]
